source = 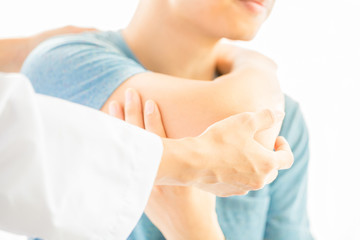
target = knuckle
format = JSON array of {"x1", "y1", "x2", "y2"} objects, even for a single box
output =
[
  {"x1": 242, "y1": 112, "x2": 253, "y2": 122},
  {"x1": 262, "y1": 159, "x2": 276, "y2": 173},
  {"x1": 268, "y1": 171, "x2": 279, "y2": 184},
  {"x1": 237, "y1": 190, "x2": 249, "y2": 196},
  {"x1": 219, "y1": 190, "x2": 249, "y2": 197},
  {"x1": 243, "y1": 112, "x2": 253, "y2": 119},
  {"x1": 289, "y1": 153, "x2": 295, "y2": 166},
  {"x1": 219, "y1": 193, "x2": 230, "y2": 197},
  {"x1": 242, "y1": 190, "x2": 250, "y2": 195},
  {"x1": 250, "y1": 177, "x2": 266, "y2": 190},
  {"x1": 247, "y1": 120, "x2": 256, "y2": 133},
  {"x1": 242, "y1": 113, "x2": 256, "y2": 131},
  {"x1": 263, "y1": 109, "x2": 275, "y2": 125},
  {"x1": 286, "y1": 158, "x2": 294, "y2": 169}
]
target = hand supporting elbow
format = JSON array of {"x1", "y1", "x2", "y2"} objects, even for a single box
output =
[
  {"x1": 161, "y1": 109, "x2": 293, "y2": 197},
  {"x1": 108, "y1": 90, "x2": 294, "y2": 197}
]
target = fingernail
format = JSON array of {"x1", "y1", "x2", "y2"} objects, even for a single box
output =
[
  {"x1": 125, "y1": 89, "x2": 133, "y2": 103},
  {"x1": 274, "y1": 110, "x2": 285, "y2": 121},
  {"x1": 145, "y1": 100, "x2": 155, "y2": 115},
  {"x1": 109, "y1": 102, "x2": 118, "y2": 116}
]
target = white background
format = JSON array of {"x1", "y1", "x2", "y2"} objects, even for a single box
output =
[{"x1": 1, "y1": 0, "x2": 360, "y2": 239}]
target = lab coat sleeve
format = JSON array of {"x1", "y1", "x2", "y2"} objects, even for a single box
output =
[{"x1": 0, "y1": 73, "x2": 163, "y2": 240}]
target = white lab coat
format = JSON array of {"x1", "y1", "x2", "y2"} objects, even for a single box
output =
[{"x1": 0, "y1": 73, "x2": 163, "y2": 240}]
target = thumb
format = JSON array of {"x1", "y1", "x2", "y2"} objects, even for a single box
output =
[{"x1": 248, "y1": 109, "x2": 285, "y2": 134}]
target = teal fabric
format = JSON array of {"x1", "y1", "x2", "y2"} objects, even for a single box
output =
[
  {"x1": 22, "y1": 31, "x2": 147, "y2": 110},
  {"x1": 22, "y1": 31, "x2": 313, "y2": 240},
  {"x1": 129, "y1": 95, "x2": 313, "y2": 240}
]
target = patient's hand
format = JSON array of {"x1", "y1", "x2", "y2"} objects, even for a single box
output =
[{"x1": 109, "y1": 89, "x2": 224, "y2": 240}]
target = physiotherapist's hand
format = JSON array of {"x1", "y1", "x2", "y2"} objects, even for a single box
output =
[
  {"x1": 0, "y1": 25, "x2": 96, "y2": 72},
  {"x1": 108, "y1": 90, "x2": 294, "y2": 197},
  {"x1": 109, "y1": 88, "x2": 225, "y2": 240},
  {"x1": 159, "y1": 109, "x2": 294, "y2": 197}
]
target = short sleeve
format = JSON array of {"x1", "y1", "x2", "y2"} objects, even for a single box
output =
[
  {"x1": 264, "y1": 95, "x2": 313, "y2": 240},
  {"x1": 21, "y1": 31, "x2": 147, "y2": 110}
]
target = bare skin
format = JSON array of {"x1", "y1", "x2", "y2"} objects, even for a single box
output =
[
  {"x1": 109, "y1": 89, "x2": 291, "y2": 240},
  {"x1": 0, "y1": 25, "x2": 291, "y2": 195},
  {"x1": 1, "y1": 22, "x2": 292, "y2": 238},
  {"x1": 3, "y1": 0, "x2": 289, "y2": 234},
  {"x1": 99, "y1": 0, "x2": 283, "y2": 238}
]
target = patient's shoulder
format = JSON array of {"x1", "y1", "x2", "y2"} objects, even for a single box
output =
[
  {"x1": 21, "y1": 31, "x2": 146, "y2": 110},
  {"x1": 22, "y1": 31, "x2": 144, "y2": 73},
  {"x1": 25, "y1": 31, "x2": 137, "y2": 59}
]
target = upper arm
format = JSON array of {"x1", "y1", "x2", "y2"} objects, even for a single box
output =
[
  {"x1": 102, "y1": 65, "x2": 284, "y2": 150},
  {"x1": 101, "y1": 72, "x2": 223, "y2": 138},
  {"x1": 21, "y1": 32, "x2": 284, "y2": 149},
  {"x1": 21, "y1": 33, "x2": 147, "y2": 110}
]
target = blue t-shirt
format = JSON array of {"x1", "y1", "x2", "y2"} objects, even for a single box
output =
[
  {"x1": 22, "y1": 31, "x2": 313, "y2": 240},
  {"x1": 22, "y1": 31, "x2": 147, "y2": 110}
]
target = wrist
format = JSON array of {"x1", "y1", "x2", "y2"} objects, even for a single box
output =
[
  {"x1": 156, "y1": 137, "x2": 201, "y2": 186},
  {"x1": 165, "y1": 211, "x2": 224, "y2": 240},
  {"x1": 195, "y1": 213, "x2": 225, "y2": 240}
]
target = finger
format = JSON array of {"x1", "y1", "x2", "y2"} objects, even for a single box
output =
[
  {"x1": 246, "y1": 109, "x2": 285, "y2": 134},
  {"x1": 264, "y1": 169, "x2": 279, "y2": 185},
  {"x1": 124, "y1": 88, "x2": 144, "y2": 128},
  {"x1": 108, "y1": 101, "x2": 124, "y2": 120},
  {"x1": 273, "y1": 136, "x2": 294, "y2": 170},
  {"x1": 144, "y1": 100, "x2": 167, "y2": 137}
]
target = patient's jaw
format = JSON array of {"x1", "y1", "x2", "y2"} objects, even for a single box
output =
[
  {"x1": 164, "y1": 0, "x2": 275, "y2": 41},
  {"x1": 124, "y1": 0, "x2": 276, "y2": 88}
]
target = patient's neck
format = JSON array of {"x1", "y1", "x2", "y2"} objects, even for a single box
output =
[{"x1": 123, "y1": 1, "x2": 219, "y2": 80}]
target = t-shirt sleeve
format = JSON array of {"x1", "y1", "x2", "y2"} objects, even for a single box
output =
[
  {"x1": 21, "y1": 32, "x2": 147, "y2": 110},
  {"x1": 264, "y1": 95, "x2": 313, "y2": 240}
]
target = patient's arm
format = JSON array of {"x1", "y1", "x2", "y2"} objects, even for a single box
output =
[
  {"x1": 101, "y1": 45, "x2": 284, "y2": 150},
  {"x1": 101, "y1": 45, "x2": 284, "y2": 238}
]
